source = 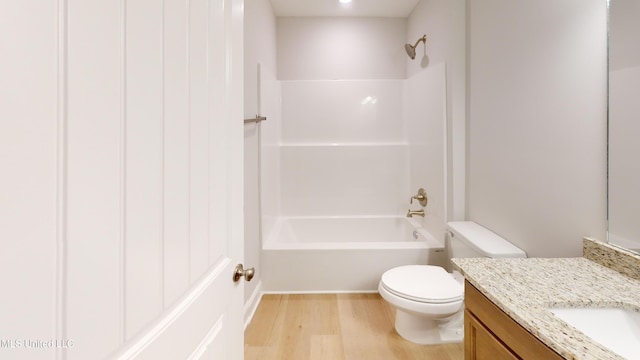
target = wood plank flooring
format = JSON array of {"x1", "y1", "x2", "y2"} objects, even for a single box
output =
[{"x1": 245, "y1": 294, "x2": 464, "y2": 360}]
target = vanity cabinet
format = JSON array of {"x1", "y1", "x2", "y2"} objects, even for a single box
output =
[{"x1": 464, "y1": 281, "x2": 564, "y2": 360}]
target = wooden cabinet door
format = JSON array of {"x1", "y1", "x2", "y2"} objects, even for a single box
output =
[{"x1": 464, "y1": 310, "x2": 519, "y2": 360}]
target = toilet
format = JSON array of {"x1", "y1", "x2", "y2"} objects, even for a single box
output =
[{"x1": 378, "y1": 221, "x2": 526, "y2": 345}]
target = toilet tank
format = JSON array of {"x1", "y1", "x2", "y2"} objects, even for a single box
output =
[{"x1": 447, "y1": 221, "x2": 527, "y2": 258}]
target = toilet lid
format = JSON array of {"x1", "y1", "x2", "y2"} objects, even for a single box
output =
[{"x1": 381, "y1": 265, "x2": 463, "y2": 304}]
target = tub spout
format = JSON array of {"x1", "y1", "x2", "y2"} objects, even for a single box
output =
[{"x1": 406, "y1": 209, "x2": 425, "y2": 218}]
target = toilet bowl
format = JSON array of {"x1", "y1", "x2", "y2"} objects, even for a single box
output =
[
  {"x1": 378, "y1": 265, "x2": 464, "y2": 344},
  {"x1": 379, "y1": 221, "x2": 527, "y2": 345}
]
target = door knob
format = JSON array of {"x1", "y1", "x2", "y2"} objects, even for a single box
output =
[{"x1": 233, "y1": 264, "x2": 255, "y2": 282}]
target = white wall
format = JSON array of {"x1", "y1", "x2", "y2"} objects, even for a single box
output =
[
  {"x1": 408, "y1": 0, "x2": 467, "y2": 222},
  {"x1": 467, "y1": 0, "x2": 607, "y2": 257},
  {"x1": 277, "y1": 17, "x2": 407, "y2": 80},
  {"x1": 609, "y1": 65, "x2": 640, "y2": 249},
  {"x1": 609, "y1": 0, "x2": 640, "y2": 72},
  {"x1": 608, "y1": 0, "x2": 640, "y2": 250},
  {"x1": 243, "y1": 0, "x2": 277, "y2": 311}
]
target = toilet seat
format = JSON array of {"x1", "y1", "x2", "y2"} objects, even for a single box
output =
[{"x1": 380, "y1": 265, "x2": 463, "y2": 304}]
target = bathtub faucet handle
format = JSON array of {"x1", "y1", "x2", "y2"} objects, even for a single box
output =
[{"x1": 410, "y1": 188, "x2": 428, "y2": 207}]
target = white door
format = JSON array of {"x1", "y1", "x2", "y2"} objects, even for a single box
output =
[{"x1": 0, "y1": 0, "x2": 245, "y2": 359}]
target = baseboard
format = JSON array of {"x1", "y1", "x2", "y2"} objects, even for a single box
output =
[
  {"x1": 243, "y1": 280, "x2": 264, "y2": 330},
  {"x1": 261, "y1": 290, "x2": 378, "y2": 295},
  {"x1": 242, "y1": 286, "x2": 380, "y2": 329}
]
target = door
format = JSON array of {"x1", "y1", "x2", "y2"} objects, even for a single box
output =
[{"x1": 0, "y1": 0, "x2": 244, "y2": 359}]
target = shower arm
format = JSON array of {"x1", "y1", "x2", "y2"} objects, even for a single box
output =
[{"x1": 412, "y1": 35, "x2": 426, "y2": 49}]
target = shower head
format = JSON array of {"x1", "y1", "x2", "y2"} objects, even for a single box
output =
[
  {"x1": 405, "y1": 35, "x2": 427, "y2": 60},
  {"x1": 405, "y1": 43, "x2": 416, "y2": 60}
]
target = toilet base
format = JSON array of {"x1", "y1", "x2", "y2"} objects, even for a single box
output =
[{"x1": 394, "y1": 309, "x2": 464, "y2": 345}]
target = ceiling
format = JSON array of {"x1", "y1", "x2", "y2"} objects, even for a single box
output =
[{"x1": 269, "y1": 0, "x2": 420, "y2": 17}]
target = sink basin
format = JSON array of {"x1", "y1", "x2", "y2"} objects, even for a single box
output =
[{"x1": 549, "y1": 307, "x2": 640, "y2": 359}]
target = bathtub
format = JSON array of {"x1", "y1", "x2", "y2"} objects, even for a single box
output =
[{"x1": 261, "y1": 216, "x2": 447, "y2": 292}]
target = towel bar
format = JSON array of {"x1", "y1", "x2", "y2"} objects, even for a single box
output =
[{"x1": 244, "y1": 115, "x2": 267, "y2": 124}]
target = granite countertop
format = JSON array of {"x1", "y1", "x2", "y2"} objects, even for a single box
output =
[{"x1": 452, "y1": 255, "x2": 640, "y2": 360}]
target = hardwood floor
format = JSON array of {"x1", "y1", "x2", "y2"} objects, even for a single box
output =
[{"x1": 244, "y1": 294, "x2": 464, "y2": 360}]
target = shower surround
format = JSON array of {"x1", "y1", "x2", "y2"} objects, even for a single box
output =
[
  {"x1": 279, "y1": 79, "x2": 407, "y2": 217},
  {"x1": 259, "y1": 63, "x2": 448, "y2": 292}
]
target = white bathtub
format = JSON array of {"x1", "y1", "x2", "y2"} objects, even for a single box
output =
[{"x1": 261, "y1": 216, "x2": 447, "y2": 292}]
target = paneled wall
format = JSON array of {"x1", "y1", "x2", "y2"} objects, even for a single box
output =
[{"x1": 0, "y1": 1, "x2": 241, "y2": 359}]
